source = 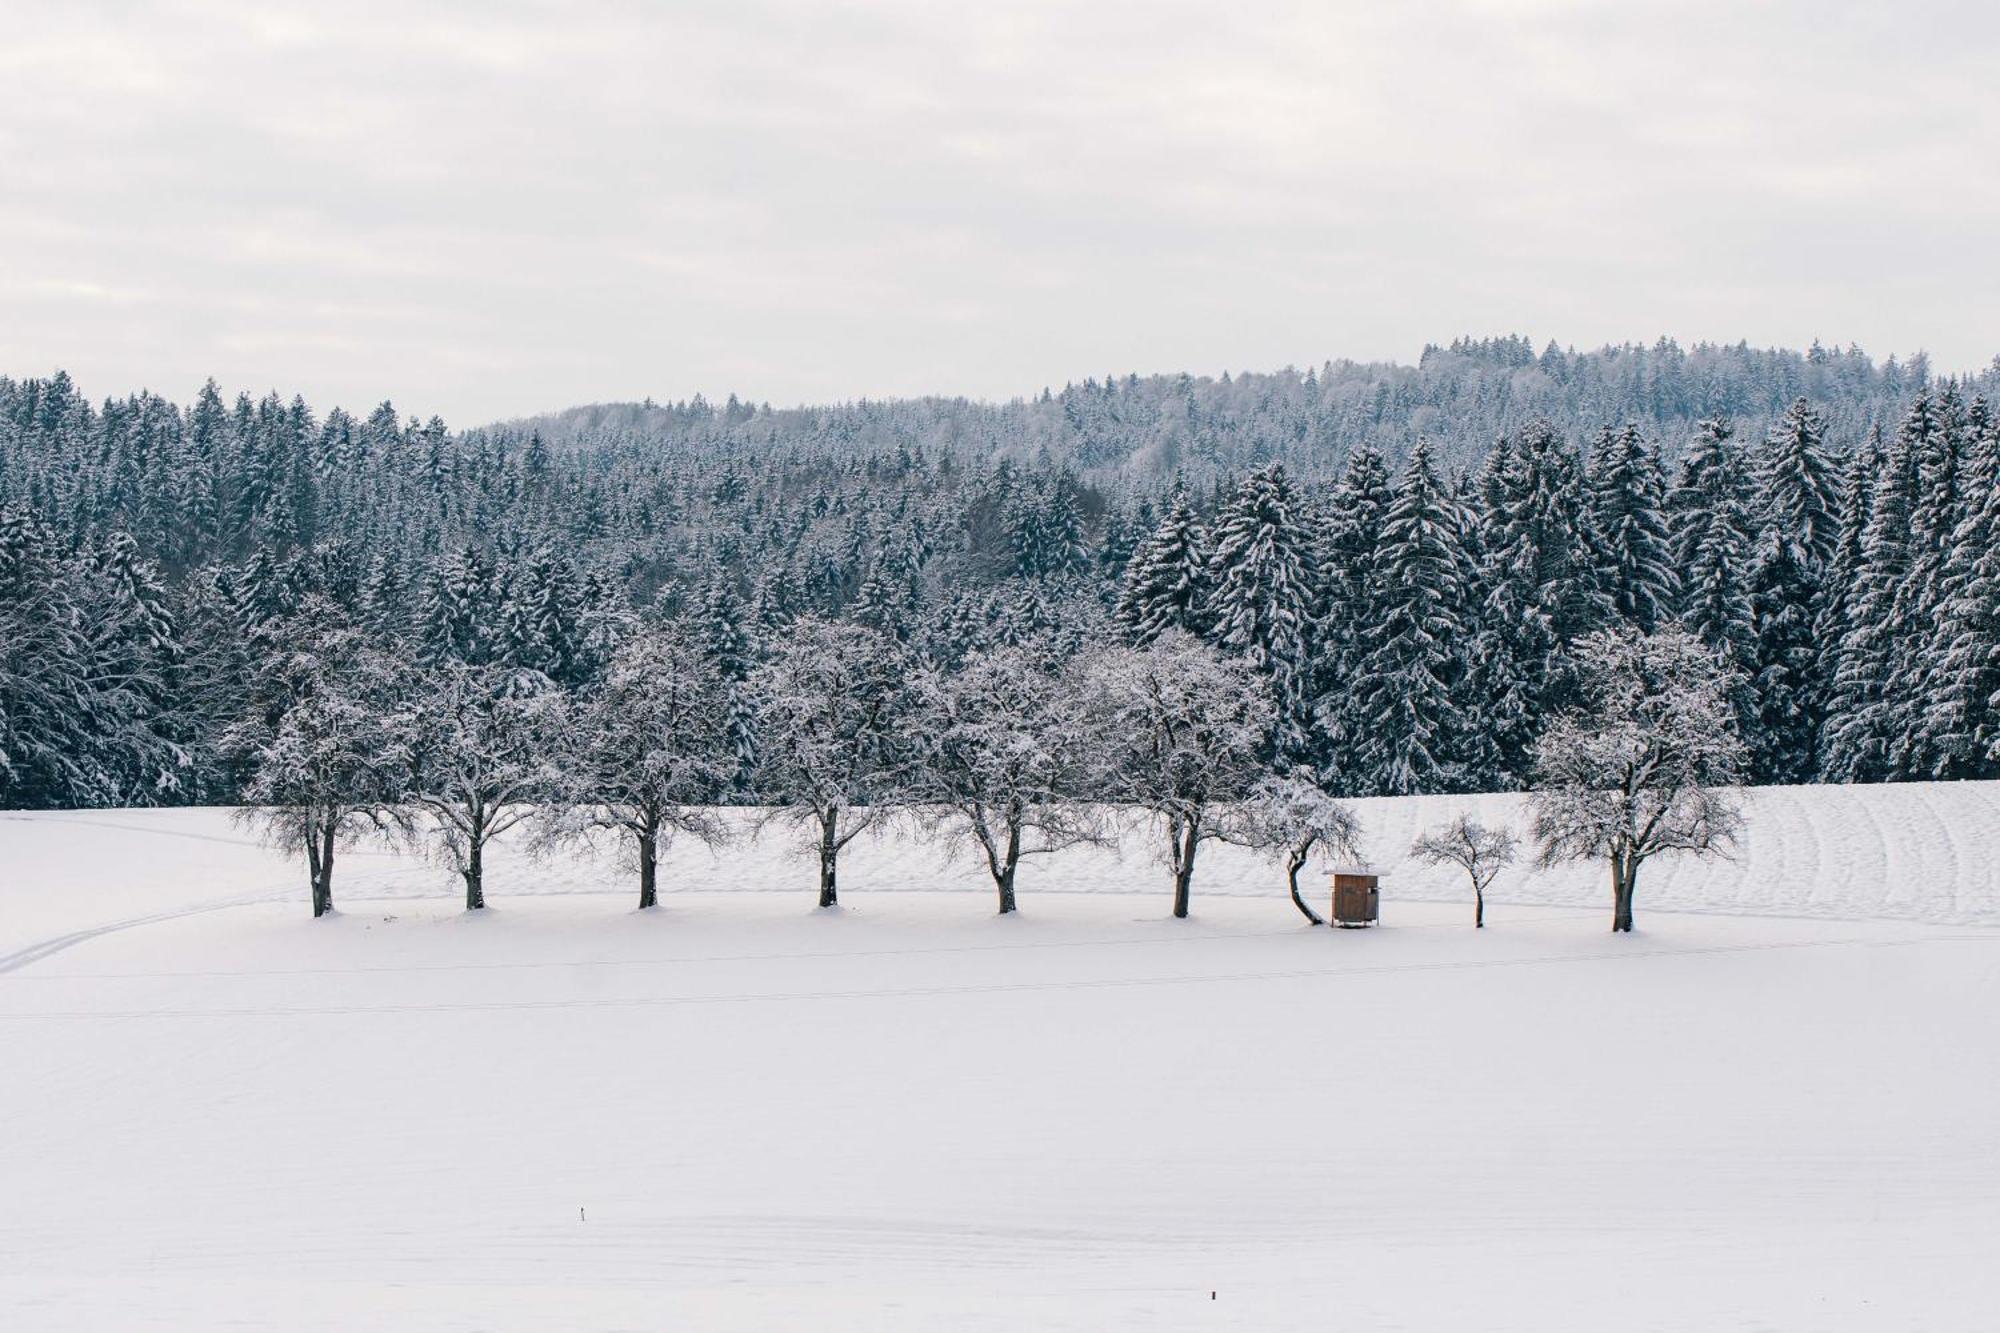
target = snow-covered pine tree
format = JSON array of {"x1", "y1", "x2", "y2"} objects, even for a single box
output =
[
  {"x1": 80, "y1": 530, "x2": 189, "y2": 803},
  {"x1": 1589, "y1": 423, "x2": 1677, "y2": 632},
  {"x1": 1473, "y1": 422, "x2": 1612, "y2": 779},
  {"x1": 418, "y1": 545, "x2": 494, "y2": 666},
  {"x1": 696, "y1": 578, "x2": 759, "y2": 790},
  {"x1": 1916, "y1": 396, "x2": 2000, "y2": 780},
  {"x1": 1350, "y1": 439, "x2": 1477, "y2": 795},
  {"x1": 1204, "y1": 462, "x2": 1316, "y2": 767},
  {"x1": 1746, "y1": 524, "x2": 1822, "y2": 783},
  {"x1": 1667, "y1": 417, "x2": 1757, "y2": 735},
  {"x1": 0, "y1": 510, "x2": 102, "y2": 808},
  {"x1": 1114, "y1": 488, "x2": 1211, "y2": 644},
  {"x1": 1820, "y1": 412, "x2": 1921, "y2": 782},
  {"x1": 1883, "y1": 388, "x2": 1969, "y2": 778},
  {"x1": 1757, "y1": 398, "x2": 1842, "y2": 569},
  {"x1": 504, "y1": 545, "x2": 586, "y2": 686},
  {"x1": 1743, "y1": 397, "x2": 1844, "y2": 781},
  {"x1": 1461, "y1": 437, "x2": 1534, "y2": 790}
]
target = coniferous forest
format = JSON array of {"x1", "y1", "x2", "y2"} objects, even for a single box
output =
[{"x1": 4, "y1": 334, "x2": 1999, "y2": 816}]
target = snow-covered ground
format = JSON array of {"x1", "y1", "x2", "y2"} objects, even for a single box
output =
[{"x1": 4, "y1": 785, "x2": 1999, "y2": 1330}]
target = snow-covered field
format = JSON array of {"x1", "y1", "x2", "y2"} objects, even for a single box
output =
[{"x1": 4, "y1": 784, "x2": 1999, "y2": 1330}]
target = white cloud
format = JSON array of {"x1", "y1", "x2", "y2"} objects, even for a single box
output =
[{"x1": 2, "y1": 0, "x2": 1995, "y2": 423}]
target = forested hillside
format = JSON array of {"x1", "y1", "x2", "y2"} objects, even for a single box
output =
[{"x1": 3, "y1": 335, "x2": 1998, "y2": 812}]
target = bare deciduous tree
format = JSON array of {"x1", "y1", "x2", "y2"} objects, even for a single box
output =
[
  {"x1": 749, "y1": 617, "x2": 911, "y2": 908},
  {"x1": 406, "y1": 663, "x2": 566, "y2": 911},
  {"x1": 912, "y1": 639, "x2": 1106, "y2": 914},
  {"x1": 224, "y1": 597, "x2": 409, "y2": 918},
  {"x1": 1411, "y1": 813, "x2": 1517, "y2": 928},
  {"x1": 1220, "y1": 775, "x2": 1365, "y2": 925},
  {"x1": 1529, "y1": 626, "x2": 1747, "y2": 932},
  {"x1": 1078, "y1": 631, "x2": 1271, "y2": 919},
  {"x1": 549, "y1": 626, "x2": 734, "y2": 909}
]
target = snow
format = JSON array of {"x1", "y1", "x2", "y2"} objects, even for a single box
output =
[{"x1": 4, "y1": 783, "x2": 2000, "y2": 1330}]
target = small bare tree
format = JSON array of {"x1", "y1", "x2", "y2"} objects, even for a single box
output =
[
  {"x1": 1411, "y1": 813, "x2": 1517, "y2": 928},
  {"x1": 1529, "y1": 626, "x2": 1747, "y2": 933},
  {"x1": 1221, "y1": 775, "x2": 1364, "y2": 925}
]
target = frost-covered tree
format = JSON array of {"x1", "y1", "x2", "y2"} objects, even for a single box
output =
[
  {"x1": 749, "y1": 617, "x2": 911, "y2": 907},
  {"x1": 1589, "y1": 424, "x2": 1677, "y2": 632},
  {"x1": 1205, "y1": 463, "x2": 1315, "y2": 765},
  {"x1": 1476, "y1": 423, "x2": 1611, "y2": 776},
  {"x1": 1411, "y1": 813, "x2": 1518, "y2": 929},
  {"x1": 911, "y1": 640, "x2": 1105, "y2": 914},
  {"x1": 1668, "y1": 418, "x2": 1758, "y2": 732},
  {"x1": 1756, "y1": 398, "x2": 1842, "y2": 570},
  {"x1": 405, "y1": 663, "x2": 564, "y2": 910},
  {"x1": 1218, "y1": 774, "x2": 1364, "y2": 925},
  {"x1": 419, "y1": 545, "x2": 496, "y2": 666},
  {"x1": 1529, "y1": 626, "x2": 1747, "y2": 933},
  {"x1": 224, "y1": 597, "x2": 409, "y2": 917},
  {"x1": 556, "y1": 627, "x2": 734, "y2": 909},
  {"x1": 1115, "y1": 488, "x2": 1211, "y2": 644},
  {"x1": 504, "y1": 545, "x2": 587, "y2": 686},
  {"x1": 1923, "y1": 399, "x2": 2000, "y2": 779},
  {"x1": 1820, "y1": 414, "x2": 1920, "y2": 781},
  {"x1": 1078, "y1": 631, "x2": 1271, "y2": 918},
  {"x1": 1351, "y1": 439, "x2": 1478, "y2": 795},
  {"x1": 0, "y1": 512, "x2": 103, "y2": 807}
]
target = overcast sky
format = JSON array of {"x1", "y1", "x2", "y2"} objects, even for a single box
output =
[{"x1": 4, "y1": 1, "x2": 1997, "y2": 426}]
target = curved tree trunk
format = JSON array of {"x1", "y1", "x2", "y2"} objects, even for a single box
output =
[{"x1": 1287, "y1": 851, "x2": 1325, "y2": 926}]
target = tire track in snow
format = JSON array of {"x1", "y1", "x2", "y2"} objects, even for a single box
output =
[{"x1": 0, "y1": 889, "x2": 287, "y2": 976}]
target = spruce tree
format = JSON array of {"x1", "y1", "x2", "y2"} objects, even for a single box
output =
[
  {"x1": 1820, "y1": 415, "x2": 1920, "y2": 781},
  {"x1": 1114, "y1": 489, "x2": 1211, "y2": 644},
  {"x1": 1350, "y1": 440, "x2": 1477, "y2": 794},
  {"x1": 1309, "y1": 446, "x2": 1392, "y2": 791},
  {"x1": 1589, "y1": 423, "x2": 1677, "y2": 631},
  {"x1": 1205, "y1": 462, "x2": 1316, "y2": 766},
  {"x1": 1668, "y1": 419, "x2": 1758, "y2": 736}
]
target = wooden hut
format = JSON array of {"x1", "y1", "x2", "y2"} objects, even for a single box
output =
[{"x1": 1329, "y1": 867, "x2": 1381, "y2": 928}]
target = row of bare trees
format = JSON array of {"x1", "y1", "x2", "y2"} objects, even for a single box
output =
[{"x1": 230, "y1": 595, "x2": 1745, "y2": 931}]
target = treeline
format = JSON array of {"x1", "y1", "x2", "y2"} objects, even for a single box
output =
[{"x1": 2, "y1": 358, "x2": 1998, "y2": 817}]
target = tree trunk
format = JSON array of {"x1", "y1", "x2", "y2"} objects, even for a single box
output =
[
  {"x1": 1171, "y1": 815, "x2": 1200, "y2": 919},
  {"x1": 464, "y1": 832, "x2": 486, "y2": 911},
  {"x1": 1613, "y1": 856, "x2": 1638, "y2": 933},
  {"x1": 1474, "y1": 881, "x2": 1484, "y2": 930},
  {"x1": 995, "y1": 824, "x2": 1020, "y2": 915},
  {"x1": 1287, "y1": 850, "x2": 1325, "y2": 926},
  {"x1": 818, "y1": 809, "x2": 839, "y2": 908},
  {"x1": 318, "y1": 824, "x2": 337, "y2": 918},
  {"x1": 637, "y1": 830, "x2": 658, "y2": 910}
]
